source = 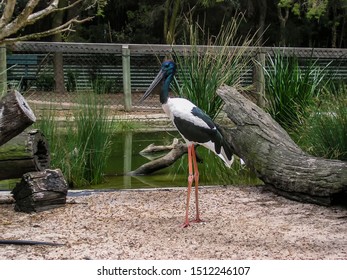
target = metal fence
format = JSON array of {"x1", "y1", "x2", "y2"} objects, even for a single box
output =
[{"x1": 4, "y1": 42, "x2": 347, "y2": 112}]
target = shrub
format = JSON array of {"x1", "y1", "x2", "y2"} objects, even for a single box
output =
[{"x1": 264, "y1": 52, "x2": 329, "y2": 132}]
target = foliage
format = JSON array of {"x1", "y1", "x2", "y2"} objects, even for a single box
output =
[
  {"x1": 70, "y1": 92, "x2": 113, "y2": 186},
  {"x1": 91, "y1": 76, "x2": 114, "y2": 94},
  {"x1": 36, "y1": 73, "x2": 55, "y2": 91},
  {"x1": 172, "y1": 14, "x2": 255, "y2": 119},
  {"x1": 295, "y1": 81, "x2": 347, "y2": 160},
  {"x1": 34, "y1": 91, "x2": 114, "y2": 188},
  {"x1": 66, "y1": 71, "x2": 77, "y2": 92},
  {"x1": 278, "y1": 0, "x2": 329, "y2": 19},
  {"x1": 263, "y1": 52, "x2": 329, "y2": 132}
]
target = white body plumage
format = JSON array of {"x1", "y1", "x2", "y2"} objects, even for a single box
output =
[{"x1": 163, "y1": 98, "x2": 234, "y2": 167}]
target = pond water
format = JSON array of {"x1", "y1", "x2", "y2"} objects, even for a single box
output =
[
  {"x1": 80, "y1": 130, "x2": 261, "y2": 190},
  {"x1": 0, "y1": 130, "x2": 260, "y2": 191}
]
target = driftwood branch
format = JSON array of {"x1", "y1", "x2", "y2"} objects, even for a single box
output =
[
  {"x1": 217, "y1": 85, "x2": 347, "y2": 206},
  {"x1": 129, "y1": 141, "x2": 188, "y2": 176},
  {"x1": 140, "y1": 138, "x2": 179, "y2": 155}
]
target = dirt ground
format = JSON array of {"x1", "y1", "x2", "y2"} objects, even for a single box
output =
[{"x1": 0, "y1": 186, "x2": 346, "y2": 260}]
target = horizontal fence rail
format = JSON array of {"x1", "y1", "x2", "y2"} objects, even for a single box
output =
[{"x1": 3, "y1": 42, "x2": 347, "y2": 112}]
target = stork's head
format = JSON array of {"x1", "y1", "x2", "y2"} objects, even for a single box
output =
[
  {"x1": 139, "y1": 60, "x2": 176, "y2": 103},
  {"x1": 161, "y1": 60, "x2": 176, "y2": 77}
]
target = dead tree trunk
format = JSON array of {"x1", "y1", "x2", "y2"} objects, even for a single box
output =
[
  {"x1": 0, "y1": 90, "x2": 36, "y2": 146},
  {"x1": 217, "y1": 85, "x2": 347, "y2": 206},
  {"x1": 0, "y1": 129, "x2": 50, "y2": 180}
]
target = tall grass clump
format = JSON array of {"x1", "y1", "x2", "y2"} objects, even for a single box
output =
[
  {"x1": 264, "y1": 52, "x2": 329, "y2": 132},
  {"x1": 68, "y1": 92, "x2": 113, "y2": 186},
  {"x1": 34, "y1": 91, "x2": 114, "y2": 188},
  {"x1": 172, "y1": 14, "x2": 256, "y2": 119},
  {"x1": 296, "y1": 81, "x2": 347, "y2": 160}
]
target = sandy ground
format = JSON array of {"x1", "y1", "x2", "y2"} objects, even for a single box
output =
[{"x1": 0, "y1": 186, "x2": 346, "y2": 260}]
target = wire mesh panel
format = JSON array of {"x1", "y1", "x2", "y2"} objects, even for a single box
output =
[{"x1": 5, "y1": 42, "x2": 347, "y2": 114}]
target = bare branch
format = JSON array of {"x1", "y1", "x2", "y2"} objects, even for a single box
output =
[
  {"x1": 0, "y1": 0, "x2": 16, "y2": 30},
  {"x1": 0, "y1": 0, "x2": 41, "y2": 40},
  {"x1": 27, "y1": 0, "x2": 86, "y2": 24},
  {"x1": 0, "y1": 0, "x2": 96, "y2": 42},
  {"x1": 2, "y1": 16, "x2": 93, "y2": 43}
]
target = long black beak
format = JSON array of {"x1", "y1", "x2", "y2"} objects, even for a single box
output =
[{"x1": 139, "y1": 69, "x2": 165, "y2": 103}]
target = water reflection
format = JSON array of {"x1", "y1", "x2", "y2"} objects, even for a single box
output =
[
  {"x1": 88, "y1": 130, "x2": 260, "y2": 190},
  {"x1": 123, "y1": 132, "x2": 132, "y2": 188}
]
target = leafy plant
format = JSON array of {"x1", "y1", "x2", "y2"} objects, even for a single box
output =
[
  {"x1": 71, "y1": 92, "x2": 113, "y2": 185},
  {"x1": 264, "y1": 52, "x2": 329, "y2": 132},
  {"x1": 296, "y1": 81, "x2": 347, "y2": 160},
  {"x1": 66, "y1": 70, "x2": 77, "y2": 92},
  {"x1": 36, "y1": 73, "x2": 55, "y2": 91},
  {"x1": 34, "y1": 91, "x2": 115, "y2": 187},
  {"x1": 91, "y1": 75, "x2": 114, "y2": 94},
  {"x1": 172, "y1": 14, "x2": 256, "y2": 119}
]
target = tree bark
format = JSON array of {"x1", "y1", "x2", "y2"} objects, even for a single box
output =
[
  {"x1": 11, "y1": 169, "x2": 68, "y2": 213},
  {"x1": 52, "y1": 0, "x2": 67, "y2": 94},
  {"x1": 0, "y1": 90, "x2": 36, "y2": 146},
  {"x1": 0, "y1": 129, "x2": 50, "y2": 180},
  {"x1": 217, "y1": 85, "x2": 347, "y2": 206}
]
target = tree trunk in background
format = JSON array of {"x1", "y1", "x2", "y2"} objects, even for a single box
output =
[
  {"x1": 256, "y1": 0, "x2": 267, "y2": 45},
  {"x1": 52, "y1": 0, "x2": 67, "y2": 94},
  {"x1": 217, "y1": 85, "x2": 347, "y2": 206},
  {"x1": 277, "y1": 5, "x2": 289, "y2": 46},
  {"x1": 0, "y1": 45, "x2": 7, "y2": 95}
]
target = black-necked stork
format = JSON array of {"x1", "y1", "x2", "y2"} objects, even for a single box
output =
[{"x1": 140, "y1": 60, "x2": 234, "y2": 227}]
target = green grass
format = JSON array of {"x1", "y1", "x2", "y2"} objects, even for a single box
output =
[
  {"x1": 33, "y1": 91, "x2": 115, "y2": 188},
  {"x1": 172, "y1": 14, "x2": 255, "y2": 119},
  {"x1": 264, "y1": 53, "x2": 347, "y2": 161},
  {"x1": 264, "y1": 52, "x2": 329, "y2": 133},
  {"x1": 295, "y1": 81, "x2": 347, "y2": 160}
]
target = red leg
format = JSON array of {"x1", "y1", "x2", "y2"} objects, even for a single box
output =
[
  {"x1": 182, "y1": 145, "x2": 193, "y2": 228},
  {"x1": 191, "y1": 145, "x2": 203, "y2": 223}
]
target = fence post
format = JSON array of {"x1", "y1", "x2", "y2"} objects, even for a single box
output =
[
  {"x1": 253, "y1": 50, "x2": 266, "y2": 108},
  {"x1": 0, "y1": 45, "x2": 7, "y2": 96},
  {"x1": 122, "y1": 45, "x2": 132, "y2": 111}
]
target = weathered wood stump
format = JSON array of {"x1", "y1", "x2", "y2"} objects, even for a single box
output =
[
  {"x1": 0, "y1": 90, "x2": 36, "y2": 146},
  {"x1": 11, "y1": 169, "x2": 68, "y2": 213},
  {"x1": 217, "y1": 85, "x2": 347, "y2": 206},
  {"x1": 0, "y1": 129, "x2": 50, "y2": 180}
]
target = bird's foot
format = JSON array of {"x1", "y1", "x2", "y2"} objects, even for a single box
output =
[
  {"x1": 181, "y1": 221, "x2": 190, "y2": 228},
  {"x1": 191, "y1": 218, "x2": 204, "y2": 224}
]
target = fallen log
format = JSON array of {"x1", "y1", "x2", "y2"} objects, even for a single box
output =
[
  {"x1": 0, "y1": 90, "x2": 36, "y2": 146},
  {"x1": 217, "y1": 85, "x2": 347, "y2": 206},
  {"x1": 0, "y1": 129, "x2": 50, "y2": 180},
  {"x1": 11, "y1": 169, "x2": 68, "y2": 213}
]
